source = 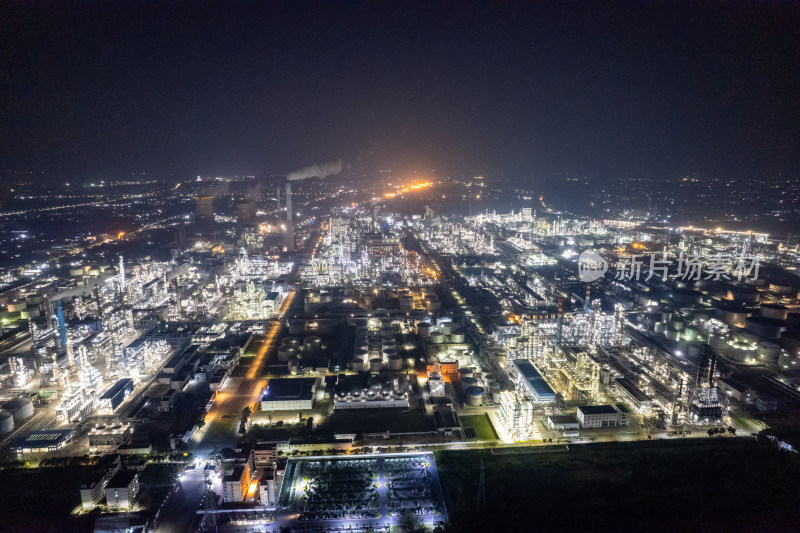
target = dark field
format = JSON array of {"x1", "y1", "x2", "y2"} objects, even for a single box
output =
[{"x1": 436, "y1": 438, "x2": 800, "y2": 532}]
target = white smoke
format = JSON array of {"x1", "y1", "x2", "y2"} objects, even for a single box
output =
[{"x1": 287, "y1": 160, "x2": 344, "y2": 181}]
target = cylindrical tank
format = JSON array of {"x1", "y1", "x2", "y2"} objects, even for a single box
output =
[
  {"x1": 726, "y1": 341, "x2": 757, "y2": 363},
  {"x1": 466, "y1": 386, "x2": 485, "y2": 406},
  {"x1": 665, "y1": 329, "x2": 681, "y2": 341},
  {"x1": 0, "y1": 411, "x2": 13, "y2": 434},
  {"x1": 278, "y1": 345, "x2": 299, "y2": 361},
  {"x1": 654, "y1": 322, "x2": 667, "y2": 334},
  {"x1": 283, "y1": 337, "x2": 300, "y2": 348},
  {"x1": 2, "y1": 397, "x2": 34, "y2": 421},
  {"x1": 439, "y1": 323, "x2": 452, "y2": 336},
  {"x1": 351, "y1": 359, "x2": 364, "y2": 372},
  {"x1": 430, "y1": 332, "x2": 445, "y2": 344},
  {"x1": 778, "y1": 351, "x2": 798, "y2": 370},
  {"x1": 461, "y1": 376, "x2": 479, "y2": 390},
  {"x1": 304, "y1": 336, "x2": 322, "y2": 352},
  {"x1": 417, "y1": 323, "x2": 432, "y2": 337},
  {"x1": 382, "y1": 347, "x2": 398, "y2": 358},
  {"x1": 388, "y1": 354, "x2": 403, "y2": 370},
  {"x1": 709, "y1": 333, "x2": 728, "y2": 352},
  {"x1": 354, "y1": 348, "x2": 370, "y2": 360},
  {"x1": 450, "y1": 329, "x2": 465, "y2": 343},
  {"x1": 369, "y1": 358, "x2": 383, "y2": 372},
  {"x1": 458, "y1": 367, "x2": 474, "y2": 379},
  {"x1": 757, "y1": 341, "x2": 781, "y2": 363},
  {"x1": 760, "y1": 304, "x2": 789, "y2": 321}
]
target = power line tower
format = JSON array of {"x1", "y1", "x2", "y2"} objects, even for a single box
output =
[
  {"x1": 200, "y1": 468, "x2": 218, "y2": 533},
  {"x1": 476, "y1": 459, "x2": 486, "y2": 510}
]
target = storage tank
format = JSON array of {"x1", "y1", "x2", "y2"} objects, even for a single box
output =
[
  {"x1": 2, "y1": 397, "x2": 34, "y2": 421},
  {"x1": 369, "y1": 358, "x2": 383, "y2": 372},
  {"x1": 388, "y1": 354, "x2": 403, "y2": 370},
  {"x1": 351, "y1": 359, "x2": 364, "y2": 372},
  {"x1": 461, "y1": 376, "x2": 479, "y2": 390},
  {"x1": 726, "y1": 285, "x2": 760, "y2": 304},
  {"x1": 458, "y1": 367, "x2": 474, "y2": 379},
  {"x1": 430, "y1": 332, "x2": 445, "y2": 344},
  {"x1": 0, "y1": 410, "x2": 13, "y2": 434},
  {"x1": 778, "y1": 351, "x2": 798, "y2": 370},
  {"x1": 757, "y1": 341, "x2": 781, "y2": 363},
  {"x1": 665, "y1": 329, "x2": 681, "y2": 341},
  {"x1": 304, "y1": 336, "x2": 322, "y2": 353},
  {"x1": 417, "y1": 323, "x2": 432, "y2": 337},
  {"x1": 451, "y1": 329, "x2": 466, "y2": 343},
  {"x1": 760, "y1": 304, "x2": 789, "y2": 321},
  {"x1": 382, "y1": 347, "x2": 398, "y2": 358},
  {"x1": 283, "y1": 337, "x2": 300, "y2": 348},
  {"x1": 277, "y1": 345, "x2": 299, "y2": 361},
  {"x1": 725, "y1": 341, "x2": 757, "y2": 363},
  {"x1": 466, "y1": 386, "x2": 485, "y2": 407},
  {"x1": 654, "y1": 322, "x2": 667, "y2": 334},
  {"x1": 439, "y1": 323, "x2": 452, "y2": 336},
  {"x1": 708, "y1": 334, "x2": 728, "y2": 352},
  {"x1": 354, "y1": 348, "x2": 370, "y2": 360}
]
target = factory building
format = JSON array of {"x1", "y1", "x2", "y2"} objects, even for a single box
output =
[
  {"x1": 576, "y1": 404, "x2": 629, "y2": 428},
  {"x1": 512, "y1": 359, "x2": 556, "y2": 404},
  {"x1": 105, "y1": 470, "x2": 139, "y2": 509},
  {"x1": 260, "y1": 378, "x2": 316, "y2": 411}
]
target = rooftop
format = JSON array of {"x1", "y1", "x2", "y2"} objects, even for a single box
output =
[
  {"x1": 578, "y1": 405, "x2": 618, "y2": 415},
  {"x1": 262, "y1": 378, "x2": 316, "y2": 402}
]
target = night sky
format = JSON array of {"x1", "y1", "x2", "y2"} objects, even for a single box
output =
[{"x1": 2, "y1": 1, "x2": 799, "y2": 179}]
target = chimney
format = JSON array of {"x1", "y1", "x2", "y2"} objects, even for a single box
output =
[{"x1": 285, "y1": 182, "x2": 295, "y2": 251}]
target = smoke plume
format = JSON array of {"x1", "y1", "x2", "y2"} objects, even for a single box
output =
[{"x1": 287, "y1": 160, "x2": 343, "y2": 181}]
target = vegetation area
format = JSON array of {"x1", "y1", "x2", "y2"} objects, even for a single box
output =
[
  {"x1": 0, "y1": 465, "x2": 97, "y2": 532},
  {"x1": 459, "y1": 414, "x2": 498, "y2": 441},
  {"x1": 435, "y1": 437, "x2": 800, "y2": 532}
]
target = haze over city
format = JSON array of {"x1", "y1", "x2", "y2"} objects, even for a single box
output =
[{"x1": 1, "y1": 2, "x2": 800, "y2": 533}]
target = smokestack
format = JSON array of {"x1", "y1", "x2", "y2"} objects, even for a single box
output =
[
  {"x1": 285, "y1": 182, "x2": 295, "y2": 251},
  {"x1": 276, "y1": 185, "x2": 282, "y2": 212}
]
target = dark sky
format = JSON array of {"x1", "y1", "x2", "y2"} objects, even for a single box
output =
[{"x1": 1, "y1": 1, "x2": 799, "y2": 179}]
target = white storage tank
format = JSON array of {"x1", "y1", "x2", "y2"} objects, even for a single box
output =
[
  {"x1": 0, "y1": 410, "x2": 13, "y2": 434},
  {"x1": 439, "y1": 323, "x2": 452, "y2": 336},
  {"x1": 2, "y1": 397, "x2": 34, "y2": 421},
  {"x1": 430, "y1": 332, "x2": 445, "y2": 344},
  {"x1": 451, "y1": 329, "x2": 466, "y2": 343},
  {"x1": 461, "y1": 376, "x2": 479, "y2": 391},
  {"x1": 382, "y1": 347, "x2": 398, "y2": 358},
  {"x1": 351, "y1": 359, "x2": 364, "y2": 372},
  {"x1": 417, "y1": 323, "x2": 432, "y2": 337},
  {"x1": 466, "y1": 386, "x2": 485, "y2": 406},
  {"x1": 369, "y1": 358, "x2": 383, "y2": 372},
  {"x1": 388, "y1": 354, "x2": 403, "y2": 371}
]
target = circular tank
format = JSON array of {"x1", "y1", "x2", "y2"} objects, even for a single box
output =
[
  {"x1": 2, "y1": 397, "x2": 34, "y2": 421},
  {"x1": 665, "y1": 329, "x2": 681, "y2": 341},
  {"x1": 725, "y1": 341, "x2": 757, "y2": 363},
  {"x1": 708, "y1": 334, "x2": 728, "y2": 351},
  {"x1": 382, "y1": 347, "x2": 398, "y2": 358},
  {"x1": 458, "y1": 367, "x2": 474, "y2": 378},
  {"x1": 430, "y1": 332, "x2": 445, "y2": 344},
  {"x1": 727, "y1": 286, "x2": 760, "y2": 304},
  {"x1": 283, "y1": 337, "x2": 300, "y2": 348},
  {"x1": 466, "y1": 386, "x2": 485, "y2": 406},
  {"x1": 654, "y1": 322, "x2": 667, "y2": 334},
  {"x1": 354, "y1": 348, "x2": 370, "y2": 360},
  {"x1": 716, "y1": 306, "x2": 749, "y2": 327},
  {"x1": 760, "y1": 304, "x2": 789, "y2": 321},
  {"x1": 439, "y1": 323, "x2": 452, "y2": 336},
  {"x1": 304, "y1": 336, "x2": 322, "y2": 352},
  {"x1": 369, "y1": 358, "x2": 383, "y2": 372},
  {"x1": 277, "y1": 345, "x2": 299, "y2": 361},
  {"x1": 757, "y1": 341, "x2": 781, "y2": 363},
  {"x1": 778, "y1": 351, "x2": 798, "y2": 369},
  {"x1": 451, "y1": 329, "x2": 465, "y2": 343},
  {"x1": 0, "y1": 411, "x2": 13, "y2": 434},
  {"x1": 388, "y1": 354, "x2": 403, "y2": 370},
  {"x1": 417, "y1": 323, "x2": 432, "y2": 337},
  {"x1": 351, "y1": 359, "x2": 364, "y2": 372},
  {"x1": 461, "y1": 376, "x2": 479, "y2": 390}
]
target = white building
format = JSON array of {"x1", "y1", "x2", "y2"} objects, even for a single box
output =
[{"x1": 576, "y1": 405, "x2": 628, "y2": 428}]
